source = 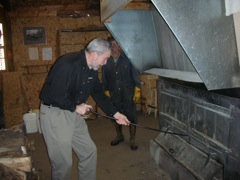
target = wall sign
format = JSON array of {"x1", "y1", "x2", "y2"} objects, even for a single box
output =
[
  {"x1": 28, "y1": 47, "x2": 39, "y2": 60},
  {"x1": 23, "y1": 27, "x2": 46, "y2": 45},
  {"x1": 42, "y1": 47, "x2": 52, "y2": 60}
]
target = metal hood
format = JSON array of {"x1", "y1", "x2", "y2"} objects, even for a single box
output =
[{"x1": 101, "y1": 0, "x2": 240, "y2": 90}]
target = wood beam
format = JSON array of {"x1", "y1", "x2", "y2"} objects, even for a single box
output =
[
  {"x1": 7, "y1": 4, "x2": 98, "y2": 18},
  {"x1": 124, "y1": 2, "x2": 152, "y2": 10}
]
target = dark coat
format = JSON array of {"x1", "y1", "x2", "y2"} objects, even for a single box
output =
[{"x1": 102, "y1": 52, "x2": 141, "y2": 123}]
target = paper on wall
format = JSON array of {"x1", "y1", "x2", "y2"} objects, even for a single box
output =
[
  {"x1": 28, "y1": 47, "x2": 39, "y2": 60},
  {"x1": 42, "y1": 47, "x2": 52, "y2": 61}
]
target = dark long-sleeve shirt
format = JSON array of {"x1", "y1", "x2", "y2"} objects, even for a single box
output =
[{"x1": 40, "y1": 50, "x2": 117, "y2": 116}]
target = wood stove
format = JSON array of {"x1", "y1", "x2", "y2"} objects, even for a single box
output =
[
  {"x1": 150, "y1": 79, "x2": 240, "y2": 179},
  {"x1": 100, "y1": 1, "x2": 240, "y2": 179}
]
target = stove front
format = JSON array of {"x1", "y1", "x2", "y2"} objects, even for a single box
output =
[{"x1": 150, "y1": 79, "x2": 240, "y2": 180}]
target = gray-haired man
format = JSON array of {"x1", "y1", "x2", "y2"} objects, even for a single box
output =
[{"x1": 40, "y1": 38, "x2": 130, "y2": 180}]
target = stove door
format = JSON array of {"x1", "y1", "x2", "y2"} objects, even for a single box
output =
[{"x1": 150, "y1": 132, "x2": 223, "y2": 180}]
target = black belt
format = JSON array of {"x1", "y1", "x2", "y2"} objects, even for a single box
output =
[{"x1": 42, "y1": 101, "x2": 54, "y2": 107}]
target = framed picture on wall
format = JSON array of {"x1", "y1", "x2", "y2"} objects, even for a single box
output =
[{"x1": 23, "y1": 27, "x2": 46, "y2": 45}]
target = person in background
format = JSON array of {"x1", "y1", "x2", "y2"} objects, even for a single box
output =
[
  {"x1": 39, "y1": 38, "x2": 130, "y2": 180},
  {"x1": 102, "y1": 37, "x2": 141, "y2": 150}
]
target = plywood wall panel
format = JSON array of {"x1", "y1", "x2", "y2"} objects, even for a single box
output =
[
  {"x1": 59, "y1": 45, "x2": 83, "y2": 55},
  {"x1": 140, "y1": 74, "x2": 159, "y2": 115},
  {"x1": 11, "y1": 16, "x2": 105, "y2": 72},
  {"x1": 59, "y1": 30, "x2": 111, "y2": 55},
  {"x1": 1, "y1": 72, "x2": 23, "y2": 128},
  {"x1": 9, "y1": 13, "x2": 110, "y2": 122},
  {"x1": 21, "y1": 74, "x2": 47, "y2": 110}
]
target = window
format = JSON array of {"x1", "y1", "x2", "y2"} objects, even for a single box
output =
[{"x1": 0, "y1": 23, "x2": 6, "y2": 70}]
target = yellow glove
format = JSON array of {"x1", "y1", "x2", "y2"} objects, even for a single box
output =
[
  {"x1": 104, "y1": 90, "x2": 110, "y2": 97},
  {"x1": 133, "y1": 87, "x2": 141, "y2": 103}
]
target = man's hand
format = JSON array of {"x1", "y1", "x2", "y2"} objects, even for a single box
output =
[
  {"x1": 75, "y1": 103, "x2": 93, "y2": 115},
  {"x1": 113, "y1": 112, "x2": 130, "y2": 126}
]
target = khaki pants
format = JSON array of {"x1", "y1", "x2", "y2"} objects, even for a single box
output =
[{"x1": 40, "y1": 104, "x2": 97, "y2": 180}]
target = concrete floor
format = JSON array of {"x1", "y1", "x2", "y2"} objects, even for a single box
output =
[{"x1": 27, "y1": 111, "x2": 169, "y2": 180}]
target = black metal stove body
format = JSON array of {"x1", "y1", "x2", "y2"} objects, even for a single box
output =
[{"x1": 150, "y1": 79, "x2": 240, "y2": 180}]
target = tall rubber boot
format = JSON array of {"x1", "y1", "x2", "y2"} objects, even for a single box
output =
[
  {"x1": 130, "y1": 125, "x2": 138, "y2": 150},
  {"x1": 111, "y1": 123, "x2": 124, "y2": 146}
]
